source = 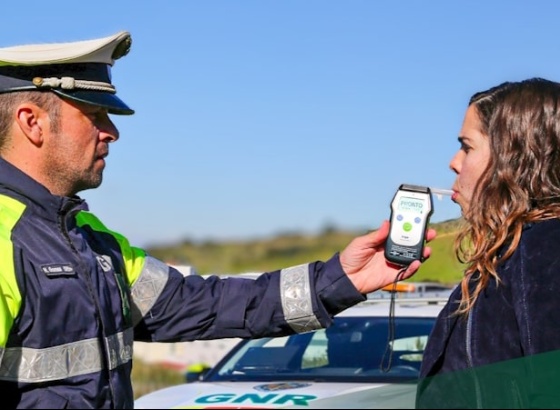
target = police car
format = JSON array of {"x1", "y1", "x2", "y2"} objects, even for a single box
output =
[{"x1": 134, "y1": 283, "x2": 453, "y2": 409}]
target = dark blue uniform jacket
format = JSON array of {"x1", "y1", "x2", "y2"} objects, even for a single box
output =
[{"x1": 0, "y1": 157, "x2": 364, "y2": 409}]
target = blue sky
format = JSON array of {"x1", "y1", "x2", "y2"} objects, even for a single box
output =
[{"x1": 2, "y1": 1, "x2": 559, "y2": 247}]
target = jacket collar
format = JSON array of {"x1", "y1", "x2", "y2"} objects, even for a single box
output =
[{"x1": 0, "y1": 156, "x2": 86, "y2": 218}]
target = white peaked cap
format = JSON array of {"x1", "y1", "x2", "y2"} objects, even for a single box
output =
[
  {"x1": 0, "y1": 31, "x2": 134, "y2": 115},
  {"x1": 0, "y1": 31, "x2": 131, "y2": 66}
]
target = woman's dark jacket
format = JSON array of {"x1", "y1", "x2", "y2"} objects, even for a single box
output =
[{"x1": 416, "y1": 219, "x2": 560, "y2": 408}]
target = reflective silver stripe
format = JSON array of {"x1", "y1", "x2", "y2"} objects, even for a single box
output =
[
  {"x1": 130, "y1": 256, "x2": 169, "y2": 326},
  {"x1": 0, "y1": 329, "x2": 133, "y2": 383},
  {"x1": 280, "y1": 263, "x2": 322, "y2": 333},
  {"x1": 105, "y1": 328, "x2": 134, "y2": 371}
]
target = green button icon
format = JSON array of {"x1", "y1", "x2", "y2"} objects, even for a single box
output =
[{"x1": 403, "y1": 222, "x2": 413, "y2": 232}]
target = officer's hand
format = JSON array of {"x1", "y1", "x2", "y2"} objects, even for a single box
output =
[{"x1": 339, "y1": 220, "x2": 436, "y2": 294}]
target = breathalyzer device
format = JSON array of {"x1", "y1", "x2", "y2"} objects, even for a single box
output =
[{"x1": 385, "y1": 184, "x2": 433, "y2": 266}]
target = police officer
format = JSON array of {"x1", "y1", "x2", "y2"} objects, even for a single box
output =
[{"x1": 0, "y1": 31, "x2": 435, "y2": 408}]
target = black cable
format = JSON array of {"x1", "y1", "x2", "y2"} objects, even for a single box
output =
[{"x1": 380, "y1": 267, "x2": 408, "y2": 372}]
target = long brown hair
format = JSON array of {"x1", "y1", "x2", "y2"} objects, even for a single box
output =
[{"x1": 456, "y1": 78, "x2": 560, "y2": 314}]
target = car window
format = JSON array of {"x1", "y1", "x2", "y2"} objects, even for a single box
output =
[{"x1": 206, "y1": 316, "x2": 435, "y2": 383}]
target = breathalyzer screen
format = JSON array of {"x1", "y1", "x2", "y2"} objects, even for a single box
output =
[{"x1": 397, "y1": 196, "x2": 424, "y2": 214}]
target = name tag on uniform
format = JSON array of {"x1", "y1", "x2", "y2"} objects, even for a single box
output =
[{"x1": 41, "y1": 263, "x2": 75, "y2": 277}]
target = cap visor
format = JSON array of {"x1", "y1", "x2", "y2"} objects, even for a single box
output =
[{"x1": 53, "y1": 89, "x2": 134, "y2": 115}]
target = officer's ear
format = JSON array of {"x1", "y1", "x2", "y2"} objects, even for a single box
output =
[{"x1": 14, "y1": 103, "x2": 47, "y2": 146}]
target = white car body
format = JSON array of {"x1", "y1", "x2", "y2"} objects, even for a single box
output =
[{"x1": 135, "y1": 285, "x2": 452, "y2": 409}]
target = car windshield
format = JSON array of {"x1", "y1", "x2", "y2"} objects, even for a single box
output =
[{"x1": 204, "y1": 316, "x2": 435, "y2": 383}]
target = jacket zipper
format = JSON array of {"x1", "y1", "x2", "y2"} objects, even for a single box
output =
[
  {"x1": 59, "y1": 202, "x2": 118, "y2": 406},
  {"x1": 465, "y1": 310, "x2": 482, "y2": 408}
]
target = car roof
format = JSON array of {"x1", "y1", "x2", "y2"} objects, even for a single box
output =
[
  {"x1": 335, "y1": 283, "x2": 454, "y2": 318},
  {"x1": 334, "y1": 297, "x2": 448, "y2": 318}
]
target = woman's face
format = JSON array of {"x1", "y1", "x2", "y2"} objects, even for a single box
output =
[{"x1": 449, "y1": 104, "x2": 491, "y2": 215}]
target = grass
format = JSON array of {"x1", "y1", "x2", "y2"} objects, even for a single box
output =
[{"x1": 146, "y1": 218, "x2": 467, "y2": 285}]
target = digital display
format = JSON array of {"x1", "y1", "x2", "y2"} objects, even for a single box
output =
[{"x1": 397, "y1": 196, "x2": 424, "y2": 213}]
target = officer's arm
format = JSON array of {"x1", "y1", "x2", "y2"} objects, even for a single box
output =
[{"x1": 131, "y1": 253, "x2": 364, "y2": 342}]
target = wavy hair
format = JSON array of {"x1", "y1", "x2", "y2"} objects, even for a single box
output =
[{"x1": 456, "y1": 78, "x2": 560, "y2": 314}]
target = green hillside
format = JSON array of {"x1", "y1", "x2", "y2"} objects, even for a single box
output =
[{"x1": 146, "y1": 218, "x2": 466, "y2": 286}]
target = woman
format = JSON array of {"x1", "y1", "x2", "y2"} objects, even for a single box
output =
[{"x1": 416, "y1": 78, "x2": 560, "y2": 408}]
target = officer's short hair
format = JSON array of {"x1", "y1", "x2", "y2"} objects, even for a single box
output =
[{"x1": 0, "y1": 91, "x2": 61, "y2": 150}]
